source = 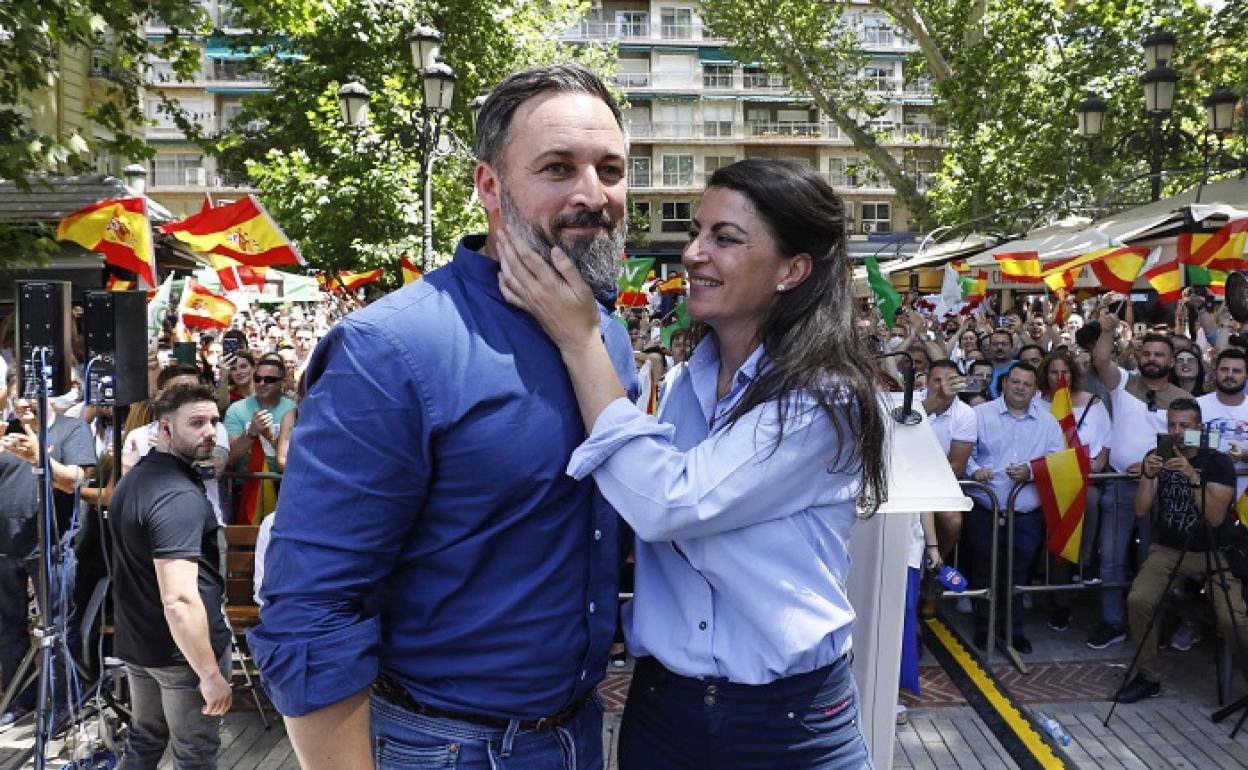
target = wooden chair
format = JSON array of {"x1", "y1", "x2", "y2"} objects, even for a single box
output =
[{"x1": 222, "y1": 524, "x2": 271, "y2": 727}]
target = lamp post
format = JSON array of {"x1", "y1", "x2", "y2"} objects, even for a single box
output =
[
  {"x1": 1074, "y1": 29, "x2": 1247, "y2": 201},
  {"x1": 122, "y1": 162, "x2": 148, "y2": 194},
  {"x1": 338, "y1": 24, "x2": 460, "y2": 268}
]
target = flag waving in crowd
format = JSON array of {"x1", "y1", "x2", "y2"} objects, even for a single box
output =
[
  {"x1": 161, "y1": 194, "x2": 304, "y2": 267},
  {"x1": 177, "y1": 278, "x2": 236, "y2": 330},
  {"x1": 401, "y1": 254, "x2": 424, "y2": 284},
  {"x1": 56, "y1": 197, "x2": 157, "y2": 287}
]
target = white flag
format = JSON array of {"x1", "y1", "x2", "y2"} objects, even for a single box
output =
[
  {"x1": 147, "y1": 273, "x2": 174, "y2": 345},
  {"x1": 937, "y1": 263, "x2": 963, "y2": 316}
]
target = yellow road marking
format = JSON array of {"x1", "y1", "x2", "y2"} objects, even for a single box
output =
[{"x1": 925, "y1": 618, "x2": 1068, "y2": 770}]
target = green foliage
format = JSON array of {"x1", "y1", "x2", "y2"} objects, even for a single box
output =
[
  {"x1": 205, "y1": 0, "x2": 617, "y2": 274},
  {"x1": 700, "y1": 0, "x2": 1248, "y2": 232}
]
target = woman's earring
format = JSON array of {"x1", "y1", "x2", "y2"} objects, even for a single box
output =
[{"x1": 776, "y1": 283, "x2": 786, "y2": 292}]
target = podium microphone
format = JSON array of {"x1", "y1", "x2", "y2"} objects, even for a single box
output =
[{"x1": 875, "y1": 351, "x2": 923, "y2": 426}]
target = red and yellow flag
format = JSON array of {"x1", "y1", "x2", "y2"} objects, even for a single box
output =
[
  {"x1": 1050, "y1": 377, "x2": 1080, "y2": 448},
  {"x1": 105, "y1": 276, "x2": 135, "y2": 291},
  {"x1": 994, "y1": 251, "x2": 1044, "y2": 283},
  {"x1": 1144, "y1": 259, "x2": 1183, "y2": 304},
  {"x1": 208, "y1": 254, "x2": 267, "y2": 292},
  {"x1": 56, "y1": 197, "x2": 157, "y2": 287},
  {"x1": 337, "y1": 268, "x2": 383, "y2": 291},
  {"x1": 1178, "y1": 219, "x2": 1248, "y2": 270},
  {"x1": 950, "y1": 259, "x2": 970, "y2": 274},
  {"x1": 1087, "y1": 247, "x2": 1149, "y2": 293},
  {"x1": 1043, "y1": 268, "x2": 1078, "y2": 294},
  {"x1": 1030, "y1": 445, "x2": 1091, "y2": 564},
  {"x1": 401, "y1": 254, "x2": 423, "y2": 285},
  {"x1": 177, "y1": 278, "x2": 236, "y2": 329},
  {"x1": 160, "y1": 195, "x2": 304, "y2": 267},
  {"x1": 1236, "y1": 490, "x2": 1248, "y2": 529},
  {"x1": 657, "y1": 273, "x2": 686, "y2": 295}
]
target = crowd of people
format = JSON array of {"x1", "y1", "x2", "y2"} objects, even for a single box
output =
[{"x1": 1, "y1": 61, "x2": 1247, "y2": 770}]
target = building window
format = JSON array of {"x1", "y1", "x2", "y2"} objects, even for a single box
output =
[
  {"x1": 630, "y1": 201, "x2": 652, "y2": 238},
  {"x1": 661, "y1": 201, "x2": 692, "y2": 232},
  {"x1": 616, "y1": 11, "x2": 647, "y2": 38},
  {"x1": 862, "y1": 202, "x2": 892, "y2": 233},
  {"x1": 152, "y1": 153, "x2": 205, "y2": 187},
  {"x1": 864, "y1": 24, "x2": 894, "y2": 46},
  {"x1": 828, "y1": 157, "x2": 851, "y2": 187},
  {"x1": 703, "y1": 155, "x2": 735, "y2": 175},
  {"x1": 660, "y1": 8, "x2": 693, "y2": 39},
  {"x1": 702, "y1": 103, "x2": 734, "y2": 138},
  {"x1": 703, "y1": 63, "x2": 732, "y2": 89},
  {"x1": 864, "y1": 65, "x2": 895, "y2": 92},
  {"x1": 629, "y1": 157, "x2": 652, "y2": 188},
  {"x1": 662, "y1": 155, "x2": 694, "y2": 186}
]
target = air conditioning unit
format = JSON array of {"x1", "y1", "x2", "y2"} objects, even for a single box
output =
[
  {"x1": 861, "y1": 222, "x2": 875, "y2": 234},
  {"x1": 185, "y1": 167, "x2": 207, "y2": 186}
]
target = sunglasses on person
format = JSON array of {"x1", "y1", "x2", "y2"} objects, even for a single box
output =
[{"x1": 253, "y1": 375, "x2": 283, "y2": 384}]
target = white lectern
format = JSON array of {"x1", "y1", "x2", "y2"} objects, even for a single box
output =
[{"x1": 847, "y1": 394, "x2": 971, "y2": 769}]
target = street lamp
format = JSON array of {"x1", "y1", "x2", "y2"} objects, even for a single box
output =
[
  {"x1": 122, "y1": 162, "x2": 148, "y2": 194},
  {"x1": 338, "y1": 24, "x2": 468, "y2": 268},
  {"x1": 1075, "y1": 29, "x2": 1248, "y2": 201}
]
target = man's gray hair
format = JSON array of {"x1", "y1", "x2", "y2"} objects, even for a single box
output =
[{"x1": 473, "y1": 64, "x2": 624, "y2": 167}]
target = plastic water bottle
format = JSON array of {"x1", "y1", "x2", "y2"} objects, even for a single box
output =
[{"x1": 1037, "y1": 712, "x2": 1071, "y2": 746}]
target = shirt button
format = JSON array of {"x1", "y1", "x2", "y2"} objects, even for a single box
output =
[
  {"x1": 589, "y1": 602, "x2": 596, "y2": 614},
  {"x1": 581, "y1": 670, "x2": 587, "y2": 680},
  {"x1": 698, "y1": 621, "x2": 707, "y2": 630},
  {"x1": 706, "y1": 685, "x2": 718, "y2": 695},
  {"x1": 594, "y1": 529, "x2": 602, "y2": 541},
  {"x1": 704, "y1": 695, "x2": 717, "y2": 706}
]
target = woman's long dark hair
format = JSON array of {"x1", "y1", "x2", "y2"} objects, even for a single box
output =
[{"x1": 705, "y1": 159, "x2": 889, "y2": 513}]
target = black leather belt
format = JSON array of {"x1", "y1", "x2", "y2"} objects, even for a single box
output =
[{"x1": 372, "y1": 674, "x2": 586, "y2": 731}]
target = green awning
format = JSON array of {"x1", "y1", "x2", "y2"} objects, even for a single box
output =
[
  {"x1": 697, "y1": 48, "x2": 735, "y2": 64},
  {"x1": 205, "y1": 86, "x2": 270, "y2": 94}
]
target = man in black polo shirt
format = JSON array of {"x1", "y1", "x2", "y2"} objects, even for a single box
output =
[
  {"x1": 111, "y1": 383, "x2": 232, "y2": 769},
  {"x1": 1121, "y1": 398, "x2": 1248, "y2": 702}
]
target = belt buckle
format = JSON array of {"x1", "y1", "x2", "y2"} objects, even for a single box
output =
[{"x1": 533, "y1": 715, "x2": 553, "y2": 730}]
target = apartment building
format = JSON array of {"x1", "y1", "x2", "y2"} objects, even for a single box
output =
[
  {"x1": 565, "y1": 1, "x2": 944, "y2": 266},
  {"x1": 142, "y1": 0, "x2": 262, "y2": 217}
]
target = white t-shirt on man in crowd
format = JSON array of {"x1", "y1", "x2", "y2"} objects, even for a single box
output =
[
  {"x1": 122, "y1": 421, "x2": 230, "y2": 524},
  {"x1": 1197, "y1": 392, "x2": 1248, "y2": 497}
]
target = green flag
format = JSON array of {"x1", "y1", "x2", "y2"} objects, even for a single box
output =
[
  {"x1": 865, "y1": 255, "x2": 901, "y2": 324},
  {"x1": 619, "y1": 258, "x2": 655, "y2": 293},
  {"x1": 661, "y1": 301, "x2": 691, "y2": 348}
]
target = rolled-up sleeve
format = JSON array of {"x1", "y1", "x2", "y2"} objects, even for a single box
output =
[
  {"x1": 247, "y1": 319, "x2": 432, "y2": 716},
  {"x1": 569, "y1": 393, "x2": 852, "y2": 542}
]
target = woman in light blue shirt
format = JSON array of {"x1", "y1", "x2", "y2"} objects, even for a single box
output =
[{"x1": 498, "y1": 158, "x2": 887, "y2": 769}]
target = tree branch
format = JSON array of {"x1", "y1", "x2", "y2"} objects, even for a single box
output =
[{"x1": 871, "y1": 0, "x2": 954, "y2": 82}]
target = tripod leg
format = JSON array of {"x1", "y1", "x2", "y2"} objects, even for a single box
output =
[
  {"x1": 0, "y1": 644, "x2": 39, "y2": 718},
  {"x1": 1199, "y1": 527, "x2": 1248, "y2": 737}
]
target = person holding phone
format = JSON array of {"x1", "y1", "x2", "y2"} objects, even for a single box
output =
[{"x1": 224, "y1": 356, "x2": 293, "y2": 524}]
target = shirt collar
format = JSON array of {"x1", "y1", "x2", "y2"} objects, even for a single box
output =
[
  {"x1": 145, "y1": 450, "x2": 206, "y2": 490},
  {"x1": 450, "y1": 235, "x2": 502, "y2": 301},
  {"x1": 994, "y1": 395, "x2": 1039, "y2": 419}
]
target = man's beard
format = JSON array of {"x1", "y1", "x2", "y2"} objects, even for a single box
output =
[
  {"x1": 1140, "y1": 362, "x2": 1173, "y2": 380},
  {"x1": 1217, "y1": 378, "x2": 1244, "y2": 396},
  {"x1": 499, "y1": 186, "x2": 623, "y2": 296}
]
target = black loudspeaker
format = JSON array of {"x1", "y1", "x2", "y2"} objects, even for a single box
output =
[
  {"x1": 83, "y1": 290, "x2": 150, "y2": 406},
  {"x1": 15, "y1": 281, "x2": 73, "y2": 397},
  {"x1": 1227, "y1": 272, "x2": 1248, "y2": 324}
]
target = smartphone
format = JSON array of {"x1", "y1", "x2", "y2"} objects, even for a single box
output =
[
  {"x1": 1184, "y1": 429, "x2": 1220, "y2": 451},
  {"x1": 4, "y1": 417, "x2": 23, "y2": 436},
  {"x1": 222, "y1": 337, "x2": 240, "y2": 357},
  {"x1": 1156, "y1": 433, "x2": 1175, "y2": 461},
  {"x1": 1133, "y1": 322, "x2": 1148, "y2": 336},
  {"x1": 960, "y1": 375, "x2": 985, "y2": 393},
  {"x1": 995, "y1": 316, "x2": 1011, "y2": 329},
  {"x1": 173, "y1": 341, "x2": 197, "y2": 366}
]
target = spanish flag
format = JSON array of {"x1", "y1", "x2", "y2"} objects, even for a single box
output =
[
  {"x1": 1144, "y1": 259, "x2": 1183, "y2": 304},
  {"x1": 177, "y1": 279, "x2": 236, "y2": 330},
  {"x1": 960, "y1": 270, "x2": 988, "y2": 301},
  {"x1": 1043, "y1": 268, "x2": 1078, "y2": 294},
  {"x1": 208, "y1": 254, "x2": 267, "y2": 292},
  {"x1": 950, "y1": 259, "x2": 970, "y2": 275},
  {"x1": 56, "y1": 197, "x2": 157, "y2": 287},
  {"x1": 994, "y1": 251, "x2": 1044, "y2": 283},
  {"x1": 1178, "y1": 218, "x2": 1248, "y2": 268},
  {"x1": 160, "y1": 194, "x2": 304, "y2": 267},
  {"x1": 1050, "y1": 377, "x2": 1080, "y2": 448},
  {"x1": 1087, "y1": 246, "x2": 1149, "y2": 293},
  {"x1": 401, "y1": 254, "x2": 423, "y2": 284},
  {"x1": 657, "y1": 273, "x2": 686, "y2": 295},
  {"x1": 334, "y1": 268, "x2": 383, "y2": 291},
  {"x1": 105, "y1": 275, "x2": 135, "y2": 291},
  {"x1": 1031, "y1": 445, "x2": 1091, "y2": 564}
]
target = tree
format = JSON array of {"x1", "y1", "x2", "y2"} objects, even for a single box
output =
[
  {"x1": 201, "y1": 0, "x2": 616, "y2": 279},
  {"x1": 700, "y1": 0, "x2": 1248, "y2": 232},
  {"x1": 1, "y1": 0, "x2": 209, "y2": 263}
]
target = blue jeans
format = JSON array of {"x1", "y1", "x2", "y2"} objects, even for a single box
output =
[
  {"x1": 1098, "y1": 478, "x2": 1150, "y2": 627},
  {"x1": 619, "y1": 655, "x2": 872, "y2": 770},
  {"x1": 369, "y1": 691, "x2": 605, "y2": 770}
]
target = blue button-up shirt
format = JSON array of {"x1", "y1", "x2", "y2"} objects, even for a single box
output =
[
  {"x1": 249, "y1": 236, "x2": 636, "y2": 719},
  {"x1": 568, "y1": 337, "x2": 861, "y2": 684},
  {"x1": 965, "y1": 396, "x2": 1065, "y2": 512}
]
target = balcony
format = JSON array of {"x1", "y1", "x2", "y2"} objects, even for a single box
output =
[
  {"x1": 860, "y1": 28, "x2": 918, "y2": 51},
  {"x1": 875, "y1": 123, "x2": 947, "y2": 144},
  {"x1": 742, "y1": 73, "x2": 791, "y2": 92},
  {"x1": 825, "y1": 172, "x2": 895, "y2": 193},
  {"x1": 563, "y1": 19, "x2": 724, "y2": 43},
  {"x1": 627, "y1": 121, "x2": 845, "y2": 142},
  {"x1": 614, "y1": 72, "x2": 652, "y2": 88},
  {"x1": 746, "y1": 121, "x2": 824, "y2": 138}
]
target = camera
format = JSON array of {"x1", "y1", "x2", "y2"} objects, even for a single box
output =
[{"x1": 198, "y1": 464, "x2": 217, "y2": 481}]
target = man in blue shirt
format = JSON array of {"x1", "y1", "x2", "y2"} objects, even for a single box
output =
[
  {"x1": 966, "y1": 361, "x2": 1064, "y2": 653},
  {"x1": 249, "y1": 64, "x2": 636, "y2": 770}
]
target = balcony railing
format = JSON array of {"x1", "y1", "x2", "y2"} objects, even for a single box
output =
[
  {"x1": 627, "y1": 121, "x2": 850, "y2": 141},
  {"x1": 703, "y1": 72, "x2": 734, "y2": 89},
  {"x1": 614, "y1": 72, "x2": 652, "y2": 88},
  {"x1": 563, "y1": 19, "x2": 723, "y2": 42},
  {"x1": 742, "y1": 73, "x2": 790, "y2": 92},
  {"x1": 825, "y1": 172, "x2": 895, "y2": 192},
  {"x1": 746, "y1": 121, "x2": 824, "y2": 138}
]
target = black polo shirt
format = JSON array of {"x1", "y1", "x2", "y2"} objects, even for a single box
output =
[{"x1": 110, "y1": 451, "x2": 230, "y2": 667}]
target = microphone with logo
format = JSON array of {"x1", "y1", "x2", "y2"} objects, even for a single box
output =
[{"x1": 875, "y1": 351, "x2": 923, "y2": 426}]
